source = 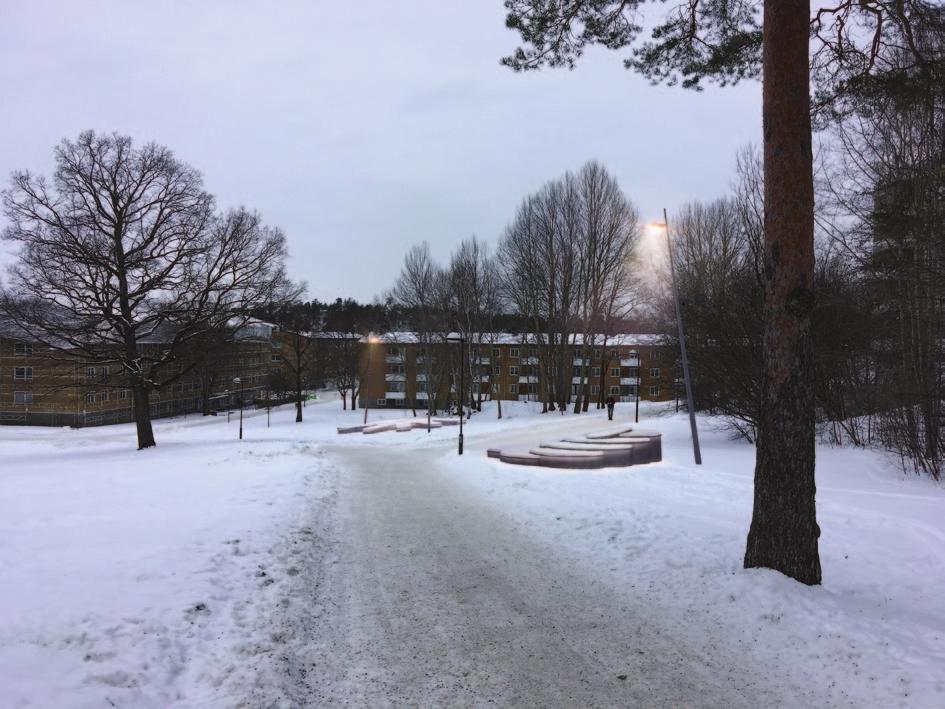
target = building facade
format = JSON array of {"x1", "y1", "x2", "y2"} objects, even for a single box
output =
[
  {"x1": 0, "y1": 321, "x2": 283, "y2": 427},
  {"x1": 357, "y1": 333, "x2": 677, "y2": 410}
]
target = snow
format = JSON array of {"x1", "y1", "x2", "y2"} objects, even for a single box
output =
[{"x1": 0, "y1": 395, "x2": 943, "y2": 706}]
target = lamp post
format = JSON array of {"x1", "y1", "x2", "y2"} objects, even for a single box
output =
[
  {"x1": 233, "y1": 377, "x2": 243, "y2": 440},
  {"x1": 225, "y1": 389, "x2": 230, "y2": 423},
  {"x1": 649, "y1": 211, "x2": 702, "y2": 465},
  {"x1": 634, "y1": 356, "x2": 640, "y2": 424},
  {"x1": 447, "y1": 335, "x2": 465, "y2": 455}
]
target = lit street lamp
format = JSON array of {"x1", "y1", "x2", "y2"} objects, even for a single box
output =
[
  {"x1": 446, "y1": 335, "x2": 465, "y2": 455},
  {"x1": 233, "y1": 377, "x2": 243, "y2": 440},
  {"x1": 648, "y1": 211, "x2": 702, "y2": 465}
]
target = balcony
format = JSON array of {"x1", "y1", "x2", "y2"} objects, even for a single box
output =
[
  {"x1": 522, "y1": 356, "x2": 539, "y2": 365},
  {"x1": 385, "y1": 391, "x2": 406, "y2": 400},
  {"x1": 385, "y1": 373, "x2": 406, "y2": 382},
  {"x1": 620, "y1": 377, "x2": 640, "y2": 386},
  {"x1": 620, "y1": 357, "x2": 640, "y2": 367},
  {"x1": 415, "y1": 373, "x2": 428, "y2": 382},
  {"x1": 472, "y1": 375, "x2": 490, "y2": 383},
  {"x1": 571, "y1": 376, "x2": 589, "y2": 384},
  {"x1": 519, "y1": 376, "x2": 539, "y2": 384},
  {"x1": 474, "y1": 357, "x2": 491, "y2": 365},
  {"x1": 384, "y1": 354, "x2": 403, "y2": 364},
  {"x1": 415, "y1": 391, "x2": 429, "y2": 400}
]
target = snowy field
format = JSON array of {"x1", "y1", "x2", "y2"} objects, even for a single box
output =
[{"x1": 0, "y1": 395, "x2": 942, "y2": 707}]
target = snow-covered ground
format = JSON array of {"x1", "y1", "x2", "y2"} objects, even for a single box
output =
[{"x1": 0, "y1": 395, "x2": 942, "y2": 707}]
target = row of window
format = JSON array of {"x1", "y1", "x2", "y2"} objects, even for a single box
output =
[
  {"x1": 384, "y1": 365, "x2": 661, "y2": 378},
  {"x1": 387, "y1": 345, "x2": 661, "y2": 361},
  {"x1": 374, "y1": 384, "x2": 662, "y2": 403}
]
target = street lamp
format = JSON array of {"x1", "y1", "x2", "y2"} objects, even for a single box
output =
[
  {"x1": 648, "y1": 210, "x2": 702, "y2": 465},
  {"x1": 446, "y1": 335, "x2": 465, "y2": 455},
  {"x1": 363, "y1": 335, "x2": 378, "y2": 425},
  {"x1": 233, "y1": 377, "x2": 243, "y2": 440}
]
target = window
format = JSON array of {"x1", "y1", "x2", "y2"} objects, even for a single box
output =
[
  {"x1": 649, "y1": 385, "x2": 660, "y2": 396},
  {"x1": 509, "y1": 366, "x2": 518, "y2": 376},
  {"x1": 651, "y1": 349, "x2": 660, "y2": 360},
  {"x1": 591, "y1": 384, "x2": 600, "y2": 395},
  {"x1": 493, "y1": 366, "x2": 501, "y2": 376},
  {"x1": 86, "y1": 366, "x2": 96, "y2": 378},
  {"x1": 509, "y1": 348, "x2": 519, "y2": 358},
  {"x1": 509, "y1": 383, "x2": 518, "y2": 394},
  {"x1": 387, "y1": 381, "x2": 406, "y2": 392},
  {"x1": 650, "y1": 367, "x2": 661, "y2": 378},
  {"x1": 119, "y1": 389, "x2": 128, "y2": 400},
  {"x1": 387, "y1": 363, "x2": 405, "y2": 374},
  {"x1": 86, "y1": 391, "x2": 97, "y2": 404},
  {"x1": 100, "y1": 390, "x2": 109, "y2": 402},
  {"x1": 573, "y1": 348, "x2": 582, "y2": 358},
  {"x1": 591, "y1": 367, "x2": 601, "y2": 377},
  {"x1": 376, "y1": 398, "x2": 387, "y2": 406},
  {"x1": 611, "y1": 349, "x2": 620, "y2": 358},
  {"x1": 610, "y1": 385, "x2": 620, "y2": 395},
  {"x1": 492, "y1": 347, "x2": 500, "y2": 358},
  {"x1": 529, "y1": 346, "x2": 538, "y2": 357},
  {"x1": 271, "y1": 354, "x2": 282, "y2": 362},
  {"x1": 14, "y1": 343, "x2": 32, "y2": 356},
  {"x1": 14, "y1": 367, "x2": 33, "y2": 381},
  {"x1": 594, "y1": 349, "x2": 601, "y2": 360},
  {"x1": 14, "y1": 391, "x2": 33, "y2": 405},
  {"x1": 610, "y1": 368, "x2": 620, "y2": 377}
]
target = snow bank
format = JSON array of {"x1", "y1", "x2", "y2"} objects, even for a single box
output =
[
  {"x1": 447, "y1": 409, "x2": 945, "y2": 707},
  {"x1": 0, "y1": 406, "x2": 335, "y2": 708}
]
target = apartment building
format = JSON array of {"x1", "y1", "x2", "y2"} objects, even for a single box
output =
[
  {"x1": 358, "y1": 333, "x2": 676, "y2": 410},
  {"x1": 0, "y1": 320, "x2": 282, "y2": 427}
]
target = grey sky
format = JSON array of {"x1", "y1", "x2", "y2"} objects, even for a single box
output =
[{"x1": 0, "y1": 1, "x2": 761, "y2": 302}]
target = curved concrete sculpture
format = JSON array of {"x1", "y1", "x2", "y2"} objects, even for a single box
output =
[
  {"x1": 338, "y1": 417, "x2": 460, "y2": 435},
  {"x1": 487, "y1": 426, "x2": 661, "y2": 469}
]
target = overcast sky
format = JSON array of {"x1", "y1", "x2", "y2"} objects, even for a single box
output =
[{"x1": 0, "y1": 1, "x2": 761, "y2": 302}]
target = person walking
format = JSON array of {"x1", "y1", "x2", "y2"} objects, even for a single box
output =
[{"x1": 605, "y1": 394, "x2": 616, "y2": 421}]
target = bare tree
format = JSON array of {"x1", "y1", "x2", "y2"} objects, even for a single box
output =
[
  {"x1": 1, "y1": 131, "x2": 291, "y2": 449},
  {"x1": 271, "y1": 296, "x2": 317, "y2": 422},
  {"x1": 390, "y1": 242, "x2": 449, "y2": 416}
]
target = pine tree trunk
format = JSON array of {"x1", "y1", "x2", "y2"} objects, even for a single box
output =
[
  {"x1": 744, "y1": 0, "x2": 821, "y2": 585},
  {"x1": 132, "y1": 384, "x2": 156, "y2": 449}
]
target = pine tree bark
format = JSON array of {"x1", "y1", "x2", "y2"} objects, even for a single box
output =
[{"x1": 744, "y1": 0, "x2": 821, "y2": 585}]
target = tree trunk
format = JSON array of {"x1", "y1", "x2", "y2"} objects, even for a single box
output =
[
  {"x1": 132, "y1": 384, "x2": 156, "y2": 449},
  {"x1": 744, "y1": 0, "x2": 821, "y2": 585}
]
